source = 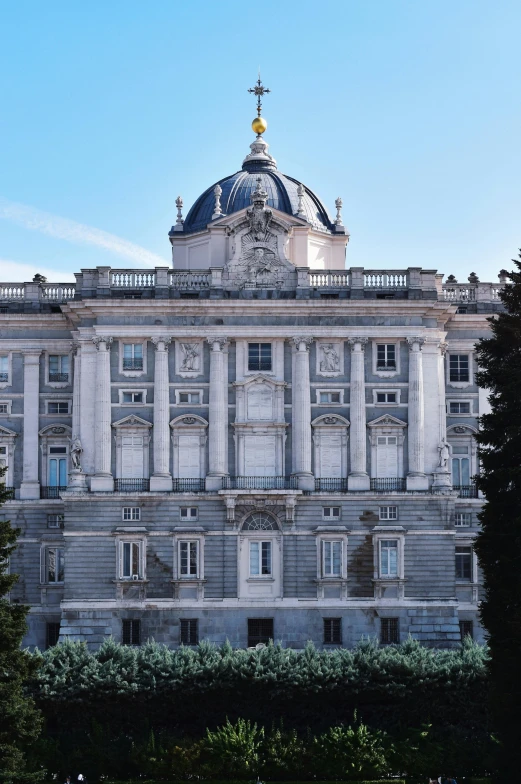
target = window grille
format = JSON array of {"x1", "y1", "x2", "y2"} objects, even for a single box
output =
[
  {"x1": 323, "y1": 618, "x2": 342, "y2": 645},
  {"x1": 381, "y1": 617, "x2": 399, "y2": 644},
  {"x1": 247, "y1": 618, "x2": 274, "y2": 647},
  {"x1": 122, "y1": 619, "x2": 141, "y2": 645},
  {"x1": 46, "y1": 622, "x2": 61, "y2": 648},
  {"x1": 459, "y1": 620, "x2": 473, "y2": 640},
  {"x1": 180, "y1": 618, "x2": 199, "y2": 645}
]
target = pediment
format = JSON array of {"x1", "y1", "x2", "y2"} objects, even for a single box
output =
[
  {"x1": 233, "y1": 374, "x2": 286, "y2": 389},
  {"x1": 367, "y1": 415, "x2": 407, "y2": 429},
  {"x1": 211, "y1": 205, "x2": 304, "y2": 234},
  {"x1": 112, "y1": 415, "x2": 152, "y2": 429},
  {"x1": 0, "y1": 425, "x2": 17, "y2": 438}
]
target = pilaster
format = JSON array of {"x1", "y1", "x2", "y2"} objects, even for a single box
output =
[
  {"x1": 19, "y1": 351, "x2": 41, "y2": 499},
  {"x1": 347, "y1": 337, "x2": 370, "y2": 491},
  {"x1": 406, "y1": 337, "x2": 428, "y2": 491},
  {"x1": 150, "y1": 337, "x2": 173, "y2": 491},
  {"x1": 291, "y1": 336, "x2": 314, "y2": 491},
  {"x1": 91, "y1": 336, "x2": 114, "y2": 492},
  {"x1": 206, "y1": 337, "x2": 229, "y2": 491}
]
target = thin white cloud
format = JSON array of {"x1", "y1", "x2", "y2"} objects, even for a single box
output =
[
  {"x1": 0, "y1": 197, "x2": 168, "y2": 268},
  {"x1": 0, "y1": 260, "x2": 76, "y2": 282}
]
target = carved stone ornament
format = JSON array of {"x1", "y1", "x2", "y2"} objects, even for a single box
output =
[
  {"x1": 51, "y1": 426, "x2": 66, "y2": 434},
  {"x1": 151, "y1": 336, "x2": 172, "y2": 351},
  {"x1": 206, "y1": 337, "x2": 228, "y2": 350},
  {"x1": 438, "y1": 341, "x2": 449, "y2": 356},
  {"x1": 347, "y1": 337, "x2": 368, "y2": 349},
  {"x1": 92, "y1": 336, "x2": 113, "y2": 349},
  {"x1": 182, "y1": 417, "x2": 196, "y2": 425},
  {"x1": 179, "y1": 342, "x2": 199, "y2": 369},
  {"x1": 320, "y1": 343, "x2": 340, "y2": 372},
  {"x1": 453, "y1": 426, "x2": 468, "y2": 433},
  {"x1": 237, "y1": 178, "x2": 283, "y2": 285},
  {"x1": 323, "y1": 417, "x2": 338, "y2": 425},
  {"x1": 291, "y1": 336, "x2": 314, "y2": 349},
  {"x1": 406, "y1": 336, "x2": 425, "y2": 350}
]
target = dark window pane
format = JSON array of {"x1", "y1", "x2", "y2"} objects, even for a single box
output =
[
  {"x1": 180, "y1": 619, "x2": 198, "y2": 645},
  {"x1": 248, "y1": 618, "x2": 274, "y2": 647},
  {"x1": 381, "y1": 617, "x2": 399, "y2": 644},
  {"x1": 324, "y1": 618, "x2": 342, "y2": 645},
  {"x1": 46, "y1": 622, "x2": 60, "y2": 648},
  {"x1": 456, "y1": 547, "x2": 472, "y2": 580},
  {"x1": 122, "y1": 619, "x2": 141, "y2": 645},
  {"x1": 248, "y1": 343, "x2": 272, "y2": 371},
  {"x1": 459, "y1": 620, "x2": 473, "y2": 639}
]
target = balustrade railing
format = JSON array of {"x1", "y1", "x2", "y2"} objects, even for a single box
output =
[
  {"x1": 223, "y1": 476, "x2": 298, "y2": 490},
  {"x1": 111, "y1": 271, "x2": 156, "y2": 288},
  {"x1": 364, "y1": 272, "x2": 408, "y2": 288},
  {"x1": 122, "y1": 359, "x2": 143, "y2": 371},
  {"x1": 308, "y1": 271, "x2": 349, "y2": 287},
  {"x1": 370, "y1": 478, "x2": 406, "y2": 492},
  {"x1": 114, "y1": 479, "x2": 150, "y2": 492},
  {"x1": 49, "y1": 373, "x2": 70, "y2": 383},
  {"x1": 0, "y1": 285, "x2": 24, "y2": 300},
  {"x1": 315, "y1": 478, "x2": 348, "y2": 492},
  {"x1": 454, "y1": 484, "x2": 478, "y2": 498},
  {"x1": 172, "y1": 478, "x2": 206, "y2": 492},
  {"x1": 41, "y1": 284, "x2": 76, "y2": 301},
  {"x1": 41, "y1": 486, "x2": 68, "y2": 499},
  {"x1": 169, "y1": 271, "x2": 211, "y2": 289}
]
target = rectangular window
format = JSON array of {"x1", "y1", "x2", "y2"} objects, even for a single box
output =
[
  {"x1": 0, "y1": 356, "x2": 8, "y2": 383},
  {"x1": 379, "y1": 506, "x2": 398, "y2": 521},
  {"x1": 0, "y1": 446, "x2": 8, "y2": 483},
  {"x1": 322, "y1": 540, "x2": 342, "y2": 577},
  {"x1": 49, "y1": 355, "x2": 69, "y2": 382},
  {"x1": 319, "y1": 391, "x2": 341, "y2": 404},
  {"x1": 180, "y1": 618, "x2": 199, "y2": 645},
  {"x1": 377, "y1": 344, "x2": 396, "y2": 370},
  {"x1": 121, "y1": 541, "x2": 141, "y2": 579},
  {"x1": 248, "y1": 343, "x2": 272, "y2": 372},
  {"x1": 179, "y1": 540, "x2": 199, "y2": 577},
  {"x1": 247, "y1": 618, "x2": 274, "y2": 647},
  {"x1": 376, "y1": 392, "x2": 397, "y2": 404},
  {"x1": 122, "y1": 619, "x2": 141, "y2": 646},
  {"x1": 249, "y1": 540, "x2": 272, "y2": 576},
  {"x1": 180, "y1": 507, "x2": 198, "y2": 520},
  {"x1": 178, "y1": 392, "x2": 201, "y2": 404},
  {"x1": 122, "y1": 391, "x2": 144, "y2": 404},
  {"x1": 380, "y1": 539, "x2": 398, "y2": 577},
  {"x1": 455, "y1": 512, "x2": 471, "y2": 527},
  {"x1": 456, "y1": 546, "x2": 472, "y2": 580},
  {"x1": 47, "y1": 514, "x2": 64, "y2": 529},
  {"x1": 449, "y1": 354, "x2": 470, "y2": 382},
  {"x1": 47, "y1": 401, "x2": 70, "y2": 414},
  {"x1": 46, "y1": 622, "x2": 61, "y2": 649},
  {"x1": 323, "y1": 618, "x2": 342, "y2": 645},
  {"x1": 459, "y1": 620, "x2": 473, "y2": 640},
  {"x1": 449, "y1": 401, "x2": 471, "y2": 414},
  {"x1": 45, "y1": 547, "x2": 64, "y2": 583},
  {"x1": 381, "y1": 617, "x2": 399, "y2": 644},
  {"x1": 0, "y1": 402, "x2": 10, "y2": 414},
  {"x1": 48, "y1": 447, "x2": 68, "y2": 488},
  {"x1": 452, "y1": 446, "x2": 470, "y2": 486},
  {"x1": 123, "y1": 344, "x2": 144, "y2": 371},
  {"x1": 323, "y1": 506, "x2": 340, "y2": 519},
  {"x1": 122, "y1": 507, "x2": 141, "y2": 521}
]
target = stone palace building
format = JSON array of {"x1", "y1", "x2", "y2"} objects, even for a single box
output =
[{"x1": 0, "y1": 111, "x2": 505, "y2": 651}]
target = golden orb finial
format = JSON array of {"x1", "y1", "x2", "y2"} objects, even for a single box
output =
[
  {"x1": 252, "y1": 116, "x2": 268, "y2": 135},
  {"x1": 248, "y1": 74, "x2": 270, "y2": 135}
]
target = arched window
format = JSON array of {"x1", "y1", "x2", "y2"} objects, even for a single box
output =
[
  {"x1": 238, "y1": 511, "x2": 281, "y2": 599},
  {"x1": 242, "y1": 512, "x2": 278, "y2": 531}
]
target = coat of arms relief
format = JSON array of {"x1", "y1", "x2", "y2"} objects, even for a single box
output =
[{"x1": 223, "y1": 178, "x2": 295, "y2": 289}]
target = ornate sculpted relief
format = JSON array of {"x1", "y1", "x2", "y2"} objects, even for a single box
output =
[
  {"x1": 316, "y1": 341, "x2": 343, "y2": 377},
  {"x1": 175, "y1": 340, "x2": 203, "y2": 377}
]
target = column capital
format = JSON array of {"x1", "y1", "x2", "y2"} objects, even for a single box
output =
[
  {"x1": 438, "y1": 341, "x2": 449, "y2": 356},
  {"x1": 22, "y1": 351, "x2": 42, "y2": 363},
  {"x1": 151, "y1": 336, "x2": 172, "y2": 351},
  {"x1": 92, "y1": 336, "x2": 113, "y2": 350},
  {"x1": 71, "y1": 341, "x2": 80, "y2": 355},
  {"x1": 290, "y1": 336, "x2": 314, "y2": 350},
  {"x1": 406, "y1": 336, "x2": 425, "y2": 350},
  {"x1": 347, "y1": 337, "x2": 368, "y2": 349},
  {"x1": 207, "y1": 337, "x2": 228, "y2": 350}
]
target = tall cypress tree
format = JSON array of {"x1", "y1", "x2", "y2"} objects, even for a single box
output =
[
  {"x1": 0, "y1": 471, "x2": 43, "y2": 783},
  {"x1": 474, "y1": 252, "x2": 521, "y2": 776}
]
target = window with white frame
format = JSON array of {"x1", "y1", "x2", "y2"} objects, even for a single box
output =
[
  {"x1": 0, "y1": 445, "x2": 8, "y2": 485},
  {"x1": 376, "y1": 344, "x2": 396, "y2": 371},
  {"x1": 122, "y1": 343, "x2": 143, "y2": 371},
  {"x1": 375, "y1": 391, "x2": 397, "y2": 404},
  {"x1": 455, "y1": 512, "x2": 471, "y2": 527},
  {"x1": 119, "y1": 540, "x2": 144, "y2": 579},
  {"x1": 122, "y1": 507, "x2": 141, "y2": 521},
  {"x1": 448, "y1": 401, "x2": 471, "y2": 414},
  {"x1": 322, "y1": 540, "x2": 342, "y2": 577},
  {"x1": 379, "y1": 539, "x2": 399, "y2": 577},
  {"x1": 43, "y1": 546, "x2": 64, "y2": 584},
  {"x1": 47, "y1": 514, "x2": 64, "y2": 529},
  {"x1": 121, "y1": 390, "x2": 145, "y2": 405},
  {"x1": 249, "y1": 540, "x2": 272, "y2": 577},
  {"x1": 177, "y1": 390, "x2": 202, "y2": 405},
  {"x1": 180, "y1": 507, "x2": 198, "y2": 521},
  {"x1": 0, "y1": 401, "x2": 11, "y2": 415},
  {"x1": 47, "y1": 401, "x2": 71, "y2": 414},
  {"x1": 451, "y1": 445, "x2": 471, "y2": 486},
  {"x1": 455, "y1": 546, "x2": 472, "y2": 581},
  {"x1": 449, "y1": 354, "x2": 470, "y2": 383},
  {"x1": 248, "y1": 343, "x2": 272, "y2": 372},
  {"x1": 379, "y1": 506, "x2": 398, "y2": 521},
  {"x1": 317, "y1": 390, "x2": 342, "y2": 404},
  {"x1": 323, "y1": 506, "x2": 340, "y2": 520},
  {"x1": 179, "y1": 540, "x2": 199, "y2": 577},
  {"x1": 48, "y1": 355, "x2": 70, "y2": 383},
  {"x1": 170, "y1": 416, "x2": 207, "y2": 480},
  {"x1": 0, "y1": 356, "x2": 9, "y2": 384},
  {"x1": 376, "y1": 436, "x2": 398, "y2": 477},
  {"x1": 48, "y1": 446, "x2": 68, "y2": 488}
]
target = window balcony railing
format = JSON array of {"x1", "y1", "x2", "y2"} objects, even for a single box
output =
[
  {"x1": 449, "y1": 373, "x2": 469, "y2": 383},
  {"x1": 41, "y1": 486, "x2": 68, "y2": 499},
  {"x1": 1, "y1": 486, "x2": 15, "y2": 499},
  {"x1": 0, "y1": 373, "x2": 9, "y2": 382},
  {"x1": 454, "y1": 484, "x2": 479, "y2": 498},
  {"x1": 223, "y1": 476, "x2": 298, "y2": 490},
  {"x1": 122, "y1": 359, "x2": 143, "y2": 371},
  {"x1": 114, "y1": 479, "x2": 150, "y2": 492},
  {"x1": 48, "y1": 373, "x2": 69, "y2": 383},
  {"x1": 172, "y1": 478, "x2": 206, "y2": 492},
  {"x1": 370, "y1": 478, "x2": 406, "y2": 492},
  {"x1": 376, "y1": 362, "x2": 396, "y2": 371},
  {"x1": 315, "y1": 478, "x2": 348, "y2": 492}
]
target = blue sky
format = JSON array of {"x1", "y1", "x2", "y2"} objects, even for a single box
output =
[{"x1": 0, "y1": 0, "x2": 519, "y2": 283}]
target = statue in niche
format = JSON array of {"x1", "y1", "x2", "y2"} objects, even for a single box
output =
[
  {"x1": 180, "y1": 343, "x2": 199, "y2": 371},
  {"x1": 69, "y1": 435, "x2": 83, "y2": 471},
  {"x1": 320, "y1": 343, "x2": 340, "y2": 372},
  {"x1": 437, "y1": 440, "x2": 450, "y2": 470}
]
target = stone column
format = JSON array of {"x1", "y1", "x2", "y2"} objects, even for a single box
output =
[
  {"x1": 20, "y1": 351, "x2": 41, "y2": 499},
  {"x1": 206, "y1": 337, "x2": 228, "y2": 491},
  {"x1": 347, "y1": 337, "x2": 370, "y2": 491},
  {"x1": 150, "y1": 337, "x2": 173, "y2": 491},
  {"x1": 91, "y1": 337, "x2": 114, "y2": 491},
  {"x1": 71, "y1": 343, "x2": 81, "y2": 440},
  {"x1": 432, "y1": 340, "x2": 452, "y2": 492},
  {"x1": 406, "y1": 337, "x2": 428, "y2": 490},
  {"x1": 291, "y1": 336, "x2": 314, "y2": 491}
]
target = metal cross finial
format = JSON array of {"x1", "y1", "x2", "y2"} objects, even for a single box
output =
[{"x1": 248, "y1": 74, "x2": 271, "y2": 117}]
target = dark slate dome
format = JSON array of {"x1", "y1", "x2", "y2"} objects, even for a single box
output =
[{"x1": 181, "y1": 136, "x2": 334, "y2": 235}]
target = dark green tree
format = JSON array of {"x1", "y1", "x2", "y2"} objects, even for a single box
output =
[
  {"x1": 0, "y1": 470, "x2": 44, "y2": 783},
  {"x1": 474, "y1": 252, "x2": 521, "y2": 777}
]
